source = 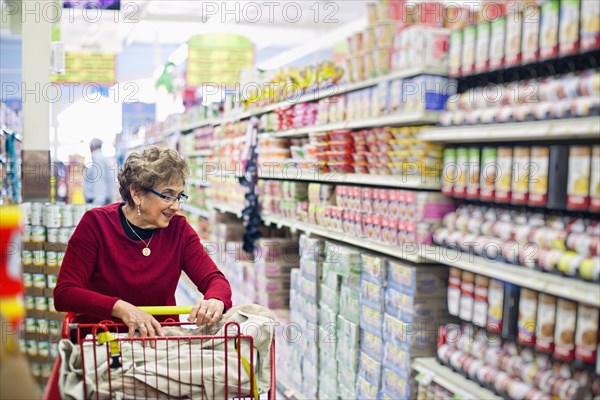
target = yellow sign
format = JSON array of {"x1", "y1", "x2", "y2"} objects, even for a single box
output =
[
  {"x1": 52, "y1": 52, "x2": 116, "y2": 84},
  {"x1": 186, "y1": 33, "x2": 254, "y2": 87}
]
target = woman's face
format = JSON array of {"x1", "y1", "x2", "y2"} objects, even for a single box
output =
[{"x1": 138, "y1": 179, "x2": 185, "y2": 229}]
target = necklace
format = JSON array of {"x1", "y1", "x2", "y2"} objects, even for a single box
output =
[{"x1": 124, "y1": 209, "x2": 156, "y2": 256}]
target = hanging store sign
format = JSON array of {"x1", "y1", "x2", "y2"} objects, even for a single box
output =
[
  {"x1": 51, "y1": 52, "x2": 116, "y2": 85},
  {"x1": 186, "y1": 33, "x2": 254, "y2": 88}
]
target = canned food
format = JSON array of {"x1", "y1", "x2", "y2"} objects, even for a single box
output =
[
  {"x1": 30, "y1": 363, "x2": 41, "y2": 377},
  {"x1": 35, "y1": 296, "x2": 48, "y2": 311},
  {"x1": 32, "y1": 273, "x2": 46, "y2": 288},
  {"x1": 25, "y1": 318, "x2": 37, "y2": 333},
  {"x1": 22, "y1": 272, "x2": 32, "y2": 287},
  {"x1": 48, "y1": 297, "x2": 55, "y2": 312},
  {"x1": 20, "y1": 202, "x2": 32, "y2": 225},
  {"x1": 57, "y1": 251, "x2": 65, "y2": 266},
  {"x1": 38, "y1": 341, "x2": 49, "y2": 357},
  {"x1": 58, "y1": 228, "x2": 71, "y2": 244},
  {"x1": 43, "y1": 203, "x2": 61, "y2": 228},
  {"x1": 19, "y1": 338, "x2": 27, "y2": 354},
  {"x1": 49, "y1": 320, "x2": 59, "y2": 337},
  {"x1": 46, "y1": 251, "x2": 57, "y2": 267},
  {"x1": 62, "y1": 204, "x2": 73, "y2": 227},
  {"x1": 37, "y1": 319, "x2": 48, "y2": 334},
  {"x1": 27, "y1": 340, "x2": 38, "y2": 356},
  {"x1": 50, "y1": 342, "x2": 59, "y2": 358},
  {"x1": 30, "y1": 202, "x2": 42, "y2": 226},
  {"x1": 42, "y1": 363, "x2": 52, "y2": 378},
  {"x1": 31, "y1": 225, "x2": 46, "y2": 242},
  {"x1": 22, "y1": 225, "x2": 31, "y2": 242},
  {"x1": 32, "y1": 250, "x2": 45, "y2": 266},
  {"x1": 24, "y1": 296, "x2": 34, "y2": 310},
  {"x1": 47, "y1": 274, "x2": 57, "y2": 289},
  {"x1": 46, "y1": 228, "x2": 58, "y2": 243}
]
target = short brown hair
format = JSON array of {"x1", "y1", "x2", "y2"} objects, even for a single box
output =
[{"x1": 118, "y1": 146, "x2": 190, "y2": 205}]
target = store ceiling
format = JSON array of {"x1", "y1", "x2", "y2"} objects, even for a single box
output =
[{"x1": 58, "y1": 0, "x2": 368, "y2": 53}]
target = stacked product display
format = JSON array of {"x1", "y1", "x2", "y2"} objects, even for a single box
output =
[{"x1": 19, "y1": 202, "x2": 88, "y2": 388}]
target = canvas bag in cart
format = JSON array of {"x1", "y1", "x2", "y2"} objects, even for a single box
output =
[{"x1": 57, "y1": 306, "x2": 275, "y2": 399}]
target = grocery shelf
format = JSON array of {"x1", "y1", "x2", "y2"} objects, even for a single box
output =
[
  {"x1": 182, "y1": 149, "x2": 212, "y2": 158},
  {"x1": 179, "y1": 119, "x2": 218, "y2": 133},
  {"x1": 412, "y1": 358, "x2": 501, "y2": 400},
  {"x1": 187, "y1": 178, "x2": 210, "y2": 188},
  {"x1": 210, "y1": 203, "x2": 243, "y2": 218},
  {"x1": 422, "y1": 246, "x2": 600, "y2": 307},
  {"x1": 211, "y1": 136, "x2": 247, "y2": 146},
  {"x1": 257, "y1": 169, "x2": 441, "y2": 190},
  {"x1": 180, "y1": 204, "x2": 211, "y2": 219},
  {"x1": 419, "y1": 117, "x2": 600, "y2": 143},
  {"x1": 262, "y1": 215, "x2": 424, "y2": 263},
  {"x1": 265, "y1": 111, "x2": 441, "y2": 138}
]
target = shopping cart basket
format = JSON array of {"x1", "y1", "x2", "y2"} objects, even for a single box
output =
[{"x1": 43, "y1": 306, "x2": 276, "y2": 400}]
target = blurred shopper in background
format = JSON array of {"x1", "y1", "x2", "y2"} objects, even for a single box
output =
[{"x1": 83, "y1": 138, "x2": 114, "y2": 205}]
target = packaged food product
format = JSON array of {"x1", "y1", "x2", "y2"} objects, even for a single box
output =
[
  {"x1": 475, "y1": 21, "x2": 491, "y2": 72},
  {"x1": 517, "y1": 288, "x2": 538, "y2": 346},
  {"x1": 580, "y1": 0, "x2": 600, "y2": 51},
  {"x1": 459, "y1": 271, "x2": 475, "y2": 322},
  {"x1": 490, "y1": 16, "x2": 506, "y2": 69},
  {"x1": 554, "y1": 299, "x2": 577, "y2": 362},
  {"x1": 559, "y1": 0, "x2": 581, "y2": 55},
  {"x1": 449, "y1": 29, "x2": 463, "y2": 77},
  {"x1": 472, "y1": 275, "x2": 489, "y2": 328},
  {"x1": 567, "y1": 146, "x2": 591, "y2": 210},
  {"x1": 590, "y1": 145, "x2": 600, "y2": 212},
  {"x1": 512, "y1": 146, "x2": 531, "y2": 205},
  {"x1": 462, "y1": 25, "x2": 477, "y2": 75},
  {"x1": 479, "y1": 147, "x2": 497, "y2": 201},
  {"x1": 574, "y1": 305, "x2": 598, "y2": 366},
  {"x1": 535, "y1": 294, "x2": 557, "y2": 354},
  {"x1": 528, "y1": 146, "x2": 550, "y2": 206},
  {"x1": 466, "y1": 148, "x2": 480, "y2": 199},
  {"x1": 505, "y1": 10, "x2": 523, "y2": 66},
  {"x1": 442, "y1": 148, "x2": 457, "y2": 196},
  {"x1": 522, "y1": 4, "x2": 541, "y2": 63},
  {"x1": 540, "y1": 0, "x2": 560, "y2": 59},
  {"x1": 546, "y1": 145, "x2": 570, "y2": 209},
  {"x1": 495, "y1": 147, "x2": 513, "y2": 203},
  {"x1": 501, "y1": 283, "x2": 521, "y2": 340},
  {"x1": 454, "y1": 148, "x2": 468, "y2": 198}
]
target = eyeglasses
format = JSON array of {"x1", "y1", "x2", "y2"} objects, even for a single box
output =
[{"x1": 146, "y1": 188, "x2": 189, "y2": 205}]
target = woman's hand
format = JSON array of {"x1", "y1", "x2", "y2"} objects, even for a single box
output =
[
  {"x1": 188, "y1": 298, "x2": 225, "y2": 327},
  {"x1": 112, "y1": 300, "x2": 163, "y2": 347}
]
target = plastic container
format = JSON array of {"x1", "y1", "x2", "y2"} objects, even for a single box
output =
[
  {"x1": 328, "y1": 130, "x2": 352, "y2": 141},
  {"x1": 328, "y1": 140, "x2": 354, "y2": 152},
  {"x1": 327, "y1": 152, "x2": 353, "y2": 163},
  {"x1": 352, "y1": 152, "x2": 368, "y2": 163},
  {"x1": 328, "y1": 162, "x2": 354, "y2": 173}
]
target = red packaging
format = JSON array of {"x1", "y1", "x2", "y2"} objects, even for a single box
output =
[
  {"x1": 539, "y1": 0, "x2": 560, "y2": 60},
  {"x1": 522, "y1": 4, "x2": 541, "y2": 63},
  {"x1": 362, "y1": 187, "x2": 373, "y2": 213},
  {"x1": 575, "y1": 304, "x2": 599, "y2": 366},
  {"x1": 459, "y1": 271, "x2": 475, "y2": 322},
  {"x1": 505, "y1": 10, "x2": 523, "y2": 66},
  {"x1": 559, "y1": 0, "x2": 581, "y2": 55},
  {"x1": 517, "y1": 288, "x2": 538, "y2": 346},
  {"x1": 448, "y1": 268, "x2": 462, "y2": 317},
  {"x1": 554, "y1": 299, "x2": 578, "y2": 362}
]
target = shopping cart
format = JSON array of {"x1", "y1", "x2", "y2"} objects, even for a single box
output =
[{"x1": 43, "y1": 306, "x2": 276, "y2": 400}]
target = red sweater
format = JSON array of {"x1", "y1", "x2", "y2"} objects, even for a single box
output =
[{"x1": 54, "y1": 203, "x2": 232, "y2": 322}]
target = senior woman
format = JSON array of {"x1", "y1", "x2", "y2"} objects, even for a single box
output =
[{"x1": 54, "y1": 146, "x2": 231, "y2": 340}]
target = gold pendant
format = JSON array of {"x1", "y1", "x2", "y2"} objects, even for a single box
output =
[{"x1": 142, "y1": 247, "x2": 151, "y2": 256}]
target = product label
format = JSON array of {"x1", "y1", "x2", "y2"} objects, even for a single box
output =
[
  {"x1": 473, "y1": 283, "x2": 489, "y2": 328},
  {"x1": 540, "y1": 0, "x2": 560, "y2": 59},
  {"x1": 517, "y1": 289, "x2": 538, "y2": 346},
  {"x1": 487, "y1": 279, "x2": 504, "y2": 333},
  {"x1": 455, "y1": 148, "x2": 469, "y2": 198},
  {"x1": 522, "y1": 5, "x2": 541, "y2": 62},
  {"x1": 442, "y1": 148, "x2": 457, "y2": 196},
  {"x1": 581, "y1": 0, "x2": 600, "y2": 50},
  {"x1": 575, "y1": 305, "x2": 599, "y2": 365},
  {"x1": 529, "y1": 147, "x2": 550, "y2": 206},
  {"x1": 590, "y1": 146, "x2": 600, "y2": 211},
  {"x1": 466, "y1": 148, "x2": 481, "y2": 199},
  {"x1": 559, "y1": 0, "x2": 581, "y2": 55},
  {"x1": 495, "y1": 147, "x2": 513, "y2": 203},
  {"x1": 554, "y1": 299, "x2": 577, "y2": 362},
  {"x1": 567, "y1": 146, "x2": 591, "y2": 210},
  {"x1": 506, "y1": 12, "x2": 523, "y2": 65},
  {"x1": 462, "y1": 25, "x2": 477, "y2": 74},
  {"x1": 449, "y1": 29, "x2": 463, "y2": 76},
  {"x1": 512, "y1": 147, "x2": 531, "y2": 204},
  {"x1": 480, "y1": 147, "x2": 497, "y2": 200},
  {"x1": 476, "y1": 22, "x2": 491, "y2": 72},
  {"x1": 491, "y1": 17, "x2": 506, "y2": 69}
]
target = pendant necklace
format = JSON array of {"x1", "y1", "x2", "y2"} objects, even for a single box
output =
[{"x1": 124, "y1": 210, "x2": 156, "y2": 256}]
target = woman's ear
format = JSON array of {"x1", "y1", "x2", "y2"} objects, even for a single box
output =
[{"x1": 129, "y1": 186, "x2": 143, "y2": 206}]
